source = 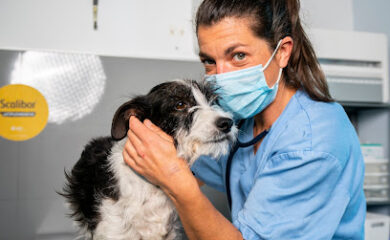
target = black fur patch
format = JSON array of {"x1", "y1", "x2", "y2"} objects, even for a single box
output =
[
  {"x1": 112, "y1": 80, "x2": 218, "y2": 140},
  {"x1": 59, "y1": 137, "x2": 119, "y2": 232}
]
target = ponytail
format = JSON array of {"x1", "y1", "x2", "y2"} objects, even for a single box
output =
[
  {"x1": 283, "y1": 0, "x2": 332, "y2": 101},
  {"x1": 196, "y1": 0, "x2": 333, "y2": 102}
]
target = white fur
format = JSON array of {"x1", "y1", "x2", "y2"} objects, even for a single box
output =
[
  {"x1": 176, "y1": 84, "x2": 237, "y2": 165},
  {"x1": 94, "y1": 139, "x2": 181, "y2": 240}
]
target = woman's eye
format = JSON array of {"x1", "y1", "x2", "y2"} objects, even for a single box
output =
[
  {"x1": 175, "y1": 102, "x2": 187, "y2": 111},
  {"x1": 201, "y1": 58, "x2": 215, "y2": 66},
  {"x1": 233, "y1": 52, "x2": 246, "y2": 61}
]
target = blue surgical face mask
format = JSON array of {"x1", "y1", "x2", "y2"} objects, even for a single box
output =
[{"x1": 205, "y1": 40, "x2": 283, "y2": 120}]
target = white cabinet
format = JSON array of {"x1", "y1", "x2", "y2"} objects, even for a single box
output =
[
  {"x1": 307, "y1": 29, "x2": 389, "y2": 103},
  {"x1": 365, "y1": 212, "x2": 390, "y2": 240},
  {"x1": 0, "y1": 0, "x2": 199, "y2": 61}
]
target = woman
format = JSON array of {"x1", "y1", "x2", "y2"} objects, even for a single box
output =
[{"x1": 123, "y1": 0, "x2": 366, "y2": 239}]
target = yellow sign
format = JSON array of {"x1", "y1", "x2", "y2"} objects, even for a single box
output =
[{"x1": 0, "y1": 84, "x2": 48, "y2": 141}]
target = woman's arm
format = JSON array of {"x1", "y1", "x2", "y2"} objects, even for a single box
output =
[
  {"x1": 196, "y1": 178, "x2": 205, "y2": 187},
  {"x1": 170, "y1": 182, "x2": 243, "y2": 240},
  {"x1": 123, "y1": 116, "x2": 243, "y2": 240}
]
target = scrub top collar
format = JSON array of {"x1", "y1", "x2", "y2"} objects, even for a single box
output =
[{"x1": 237, "y1": 89, "x2": 306, "y2": 152}]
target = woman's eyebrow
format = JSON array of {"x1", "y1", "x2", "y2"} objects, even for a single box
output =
[
  {"x1": 198, "y1": 51, "x2": 213, "y2": 60},
  {"x1": 224, "y1": 43, "x2": 248, "y2": 56},
  {"x1": 198, "y1": 43, "x2": 248, "y2": 60}
]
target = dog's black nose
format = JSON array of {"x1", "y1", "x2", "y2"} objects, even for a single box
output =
[{"x1": 216, "y1": 117, "x2": 233, "y2": 133}]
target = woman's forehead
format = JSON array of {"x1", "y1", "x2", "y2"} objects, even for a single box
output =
[
  {"x1": 197, "y1": 17, "x2": 269, "y2": 56},
  {"x1": 198, "y1": 17, "x2": 254, "y2": 43}
]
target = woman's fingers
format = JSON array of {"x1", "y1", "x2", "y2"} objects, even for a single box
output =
[
  {"x1": 130, "y1": 116, "x2": 173, "y2": 145},
  {"x1": 144, "y1": 119, "x2": 173, "y2": 143},
  {"x1": 124, "y1": 116, "x2": 183, "y2": 190},
  {"x1": 124, "y1": 136, "x2": 141, "y2": 160},
  {"x1": 129, "y1": 116, "x2": 154, "y2": 143},
  {"x1": 122, "y1": 141, "x2": 144, "y2": 174},
  {"x1": 127, "y1": 127, "x2": 147, "y2": 159}
]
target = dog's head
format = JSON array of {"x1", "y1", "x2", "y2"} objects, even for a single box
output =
[{"x1": 111, "y1": 79, "x2": 237, "y2": 165}]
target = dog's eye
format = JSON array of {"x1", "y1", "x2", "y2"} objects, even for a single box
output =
[{"x1": 175, "y1": 102, "x2": 187, "y2": 111}]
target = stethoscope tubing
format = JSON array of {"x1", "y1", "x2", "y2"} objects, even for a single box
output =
[{"x1": 225, "y1": 124, "x2": 269, "y2": 210}]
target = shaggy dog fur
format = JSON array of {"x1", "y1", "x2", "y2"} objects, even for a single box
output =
[{"x1": 60, "y1": 79, "x2": 237, "y2": 240}]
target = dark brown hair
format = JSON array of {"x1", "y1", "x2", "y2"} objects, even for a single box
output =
[{"x1": 196, "y1": 0, "x2": 333, "y2": 102}]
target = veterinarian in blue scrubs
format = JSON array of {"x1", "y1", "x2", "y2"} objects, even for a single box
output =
[{"x1": 123, "y1": 0, "x2": 366, "y2": 239}]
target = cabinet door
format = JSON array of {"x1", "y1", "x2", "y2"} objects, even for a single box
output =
[{"x1": 0, "y1": 0, "x2": 198, "y2": 60}]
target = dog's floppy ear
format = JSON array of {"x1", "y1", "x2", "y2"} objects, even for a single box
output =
[{"x1": 111, "y1": 96, "x2": 149, "y2": 140}]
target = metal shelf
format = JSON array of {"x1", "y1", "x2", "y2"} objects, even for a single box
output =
[
  {"x1": 341, "y1": 101, "x2": 390, "y2": 109},
  {"x1": 367, "y1": 200, "x2": 390, "y2": 206}
]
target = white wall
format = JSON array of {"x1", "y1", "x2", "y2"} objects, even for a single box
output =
[{"x1": 300, "y1": 0, "x2": 354, "y2": 30}]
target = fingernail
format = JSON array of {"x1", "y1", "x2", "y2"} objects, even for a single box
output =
[
  {"x1": 144, "y1": 119, "x2": 153, "y2": 127},
  {"x1": 129, "y1": 116, "x2": 137, "y2": 127}
]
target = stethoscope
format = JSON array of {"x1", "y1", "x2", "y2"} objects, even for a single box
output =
[{"x1": 225, "y1": 121, "x2": 269, "y2": 209}]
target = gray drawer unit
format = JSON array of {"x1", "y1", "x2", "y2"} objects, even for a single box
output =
[
  {"x1": 308, "y1": 29, "x2": 389, "y2": 103},
  {"x1": 328, "y1": 78, "x2": 383, "y2": 103}
]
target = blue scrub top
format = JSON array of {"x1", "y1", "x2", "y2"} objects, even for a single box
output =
[{"x1": 191, "y1": 90, "x2": 366, "y2": 239}]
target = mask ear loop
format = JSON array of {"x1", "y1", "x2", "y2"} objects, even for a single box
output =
[
  {"x1": 262, "y1": 39, "x2": 283, "y2": 71},
  {"x1": 271, "y1": 68, "x2": 283, "y2": 88},
  {"x1": 263, "y1": 40, "x2": 284, "y2": 88}
]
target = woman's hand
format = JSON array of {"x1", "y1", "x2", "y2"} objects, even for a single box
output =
[
  {"x1": 122, "y1": 116, "x2": 198, "y2": 200},
  {"x1": 123, "y1": 117, "x2": 243, "y2": 240}
]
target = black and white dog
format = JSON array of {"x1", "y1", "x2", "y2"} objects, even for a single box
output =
[{"x1": 61, "y1": 79, "x2": 237, "y2": 240}]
